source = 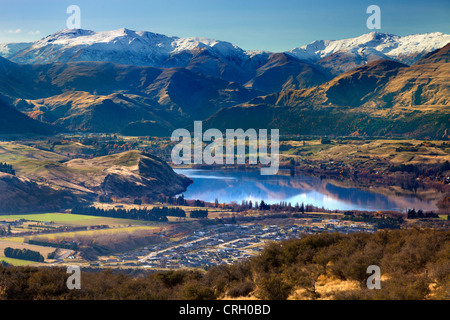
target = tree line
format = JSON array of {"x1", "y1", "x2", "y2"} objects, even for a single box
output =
[
  {"x1": 229, "y1": 199, "x2": 309, "y2": 214},
  {"x1": 3, "y1": 247, "x2": 44, "y2": 262},
  {"x1": 71, "y1": 205, "x2": 187, "y2": 221},
  {"x1": 190, "y1": 209, "x2": 208, "y2": 219},
  {"x1": 27, "y1": 239, "x2": 78, "y2": 250},
  {"x1": 157, "y1": 194, "x2": 206, "y2": 208},
  {"x1": 406, "y1": 209, "x2": 440, "y2": 219},
  {"x1": 0, "y1": 162, "x2": 15, "y2": 175},
  {"x1": 0, "y1": 225, "x2": 11, "y2": 236}
]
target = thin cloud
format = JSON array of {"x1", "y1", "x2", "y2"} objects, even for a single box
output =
[
  {"x1": 28, "y1": 30, "x2": 41, "y2": 35},
  {"x1": 7, "y1": 29, "x2": 21, "y2": 34}
]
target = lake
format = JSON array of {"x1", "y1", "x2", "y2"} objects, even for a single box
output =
[{"x1": 174, "y1": 169, "x2": 438, "y2": 212}]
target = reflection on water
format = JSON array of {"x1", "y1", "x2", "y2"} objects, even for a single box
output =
[{"x1": 175, "y1": 169, "x2": 438, "y2": 212}]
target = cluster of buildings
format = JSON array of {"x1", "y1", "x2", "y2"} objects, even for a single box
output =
[{"x1": 108, "y1": 219, "x2": 374, "y2": 269}]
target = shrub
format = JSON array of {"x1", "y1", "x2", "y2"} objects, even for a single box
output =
[
  {"x1": 228, "y1": 281, "x2": 255, "y2": 298},
  {"x1": 256, "y1": 273, "x2": 293, "y2": 300},
  {"x1": 179, "y1": 281, "x2": 216, "y2": 300}
]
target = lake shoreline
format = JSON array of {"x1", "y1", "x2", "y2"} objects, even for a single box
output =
[{"x1": 174, "y1": 168, "x2": 440, "y2": 213}]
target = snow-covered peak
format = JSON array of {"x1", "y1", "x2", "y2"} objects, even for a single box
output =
[
  {"x1": 34, "y1": 28, "x2": 166, "y2": 47},
  {"x1": 170, "y1": 36, "x2": 244, "y2": 57},
  {"x1": 245, "y1": 50, "x2": 272, "y2": 58},
  {"x1": 287, "y1": 32, "x2": 450, "y2": 62},
  {"x1": 1, "y1": 28, "x2": 448, "y2": 75},
  {"x1": 38, "y1": 28, "x2": 96, "y2": 43},
  {"x1": 26, "y1": 28, "x2": 245, "y2": 59}
]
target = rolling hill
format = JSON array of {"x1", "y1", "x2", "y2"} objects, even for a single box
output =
[
  {"x1": 0, "y1": 143, "x2": 193, "y2": 212},
  {"x1": 0, "y1": 172, "x2": 77, "y2": 214}
]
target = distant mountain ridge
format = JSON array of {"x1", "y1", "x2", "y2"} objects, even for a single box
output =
[
  {"x1": 1, "y1": 29, "x2": 449, "y2": 84},
  {"x1": 0, "y1": 29, "x2": 448, "y2": 138},
  {"x1": 0, "y1": 56, "x2": 263, "y2": 132},
  {"x1": 204, "y1": 43, "x2": 450, "y2": 139}
]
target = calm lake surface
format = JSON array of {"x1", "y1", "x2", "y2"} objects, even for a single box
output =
[{"x1": 175, "y1": 169, "x2": 438, "y2": 212}]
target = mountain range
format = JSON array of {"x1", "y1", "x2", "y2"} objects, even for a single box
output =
[
  {"x1": 2, "y1": 29, "x2": 449, "y2": 75},
  {"x1": 0, "y1": 29, "x2": 449, "y2": 137},
  {"x1": 0, "y1": 56, "x2": 265, "y2": 132},
  {"x1": 205, "y1": 43, "x2": 450, "y2": 138}
]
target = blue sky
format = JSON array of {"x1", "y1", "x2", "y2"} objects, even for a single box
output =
[{"x1": 0, "y1": 0, "x2": 449, "y2": 51}]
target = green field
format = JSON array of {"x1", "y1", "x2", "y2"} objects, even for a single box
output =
[
  {"x1": 0, "y1": 142, "x2": 66, "y2": 163},
  {"x1": 0, "y1": 213, "x2": 160, "y2": 227},
  {"x1": 0, "y1": 213, "x2": 166, "y2": 244},
  {"x1": 0, "y1": 213, "x2": 99, "y2": 223},
  {"x1": 2, "y1": 225, "x2": 161, "y2": 244},
  {"x1": 0, "y1": 256, "x2": 39, "y2": 266}
]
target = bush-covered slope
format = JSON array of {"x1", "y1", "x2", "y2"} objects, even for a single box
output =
[{"x1": 0, "y1": 229, "x2": 448, "y2": 300}]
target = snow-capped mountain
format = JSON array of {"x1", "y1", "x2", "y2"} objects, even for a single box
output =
[
  {"x1": 4, "y1": 29, "x2": 448, "y2": 66},
  {"x1": 8, "y1": 28, "x2": 248, "y2": 69},
  {"x1": 288, "y1": 32, "x2": 450, "y2": 65},
  {"x1": 1, "y1": 29, "x2": 449, "y2": 83},
  {"x1": 5, "y1": 28, "x2": 272, "y2": 84},
  {"x1": 205, "y1": 43, "x2": 450, "y2": 139},
  {"x1": 0, "y1": 29, "x2": 448, "y2": 137}
]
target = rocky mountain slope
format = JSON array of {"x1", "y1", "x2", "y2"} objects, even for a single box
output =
[{"x1": 64, "y1": 151, "x2": 192, "y2": 198}]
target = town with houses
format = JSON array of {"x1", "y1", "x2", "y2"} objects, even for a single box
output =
[{"x1": 102, "y1": 219, "x2": 375, "y2": 270}]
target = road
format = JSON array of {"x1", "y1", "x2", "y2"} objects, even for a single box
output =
[{"x1": 139, "y1": 236, "x2": 210, "y2": 263}]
